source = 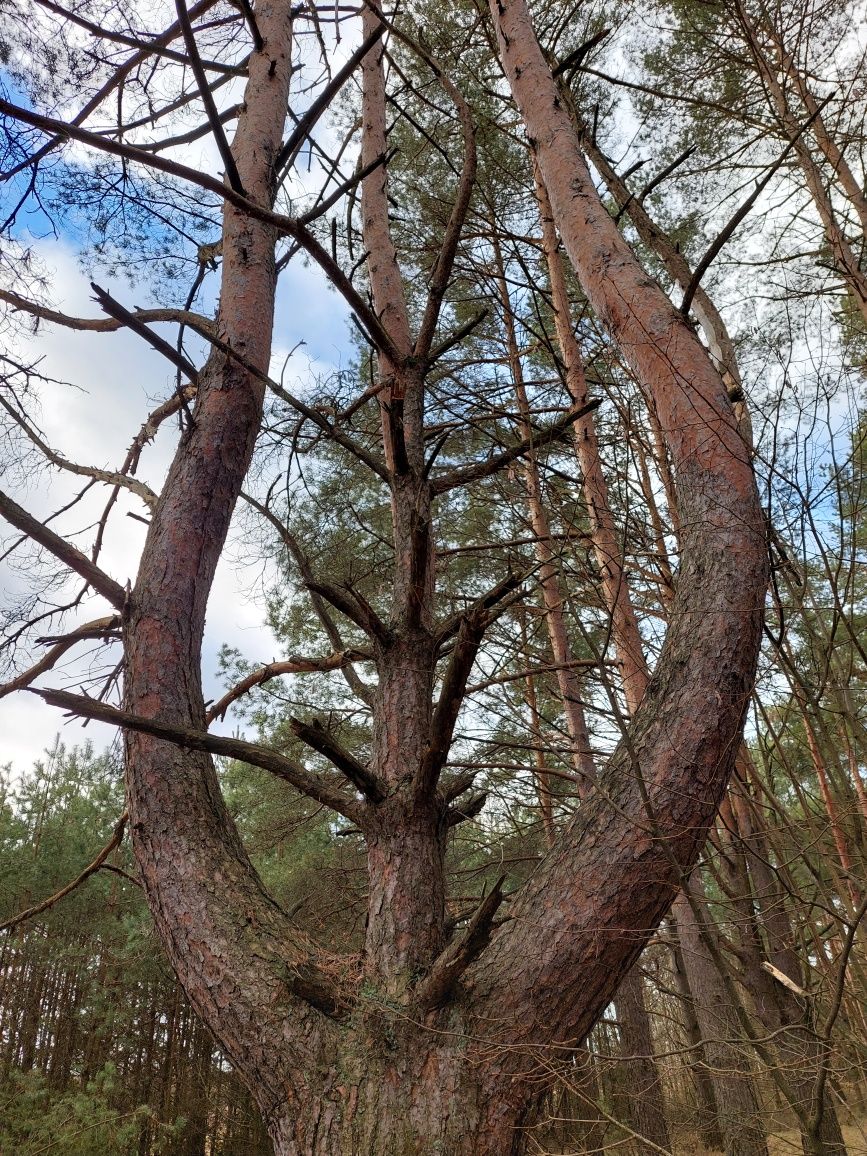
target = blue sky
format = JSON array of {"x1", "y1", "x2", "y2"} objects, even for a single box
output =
[{"x1": 0, "y1": 9, "x2": 373, "y2": 773}]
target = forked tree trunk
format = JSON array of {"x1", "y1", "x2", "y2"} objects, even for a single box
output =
[{"x1": 116, "y1": 2, "x2": 767, "y2": 1151}]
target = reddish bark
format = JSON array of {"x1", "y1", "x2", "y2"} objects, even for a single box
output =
[
  {"x1": 493, "y1": 234, "x2": 596, "y2": 787},
  {"x1": 531, "y1": 178, "x2": 675, "y2": 1153},
  {"x1": 732, "y1": 0, "x2": 867, "y2": 326},
  {"x1": 122, "y1": 7, "x2": 342, "y2": 1139},
  {"x1": 536, "y1": 134, "x2": 843, "y2": 1152},
  {"x1": 533, "y1": 166, "x2": 650, "y2": 715},
  {"x1": 47, "y1": 3, "x2": 767, "y2": 1151},
  {"x1": 452, "y1": 0, "x2": 766, "y2": 1134}
]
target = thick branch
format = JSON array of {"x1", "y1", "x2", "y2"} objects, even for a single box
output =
[
  {"x1": 436, "y1": 570, "x2": 525, "y2": 648},
  {"x1": 415, "y1": 876, "x2": 506, "y2": 1010},
  {"x1": 0, "y1": 616, "x2": 119, "y2": 700},
  {"x1": 446, "y1": 790, "x2": 488, "y2": 827},
  {"x1": 207, "y1": 649, "x2": 370, "y2": 721},
  {"x1": 289, "y1": 716, "x2": 385, "y2": 802},
  {"x1": 0, "y1": 287, "x2": 214, "y2": 337},
  {"x1": 174, "y1": 0, "x2": 245, "y2": 194},
  {"x1": 552, "y1": 28, "x2": 611, "y2": 78},
  {"x1": 359, "y1": 10, "x2": 478, "y2": 364},
  {"x1": 306, "y1": 581, "x2": 391, "y2": 643},
  {"x1": 32, "y1": 688, "x2": 364, "y2": 823},
  {"x1": 431, "y1": 397, "x2": 601, "y2": 494},
  {"x1": 418, "y1": 612, "x2": 487, "y2": 797},
  {"x1": 0, "y1": 490, "x2": 126, "y2": 608}
]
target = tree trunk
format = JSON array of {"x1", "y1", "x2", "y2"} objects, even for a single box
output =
[
  {"x1": 733, "y1": 0, "x2": 867, "y2": 326},
  {"x1": 615, "y1": 968, "x2": 674, "y2": 1156},
  {"x1": 724, "y1": 773, "x2": 849, "y2": 1156},
  {"x1": 115, "y1": 2, "x2": 768, "y2": 1150},
  {"x1": 673, "y1": 888, "x2": 768, "y2": 1156},
  {"x1": 668, "y1": 918, "x2": 725, "y2": 1151}
]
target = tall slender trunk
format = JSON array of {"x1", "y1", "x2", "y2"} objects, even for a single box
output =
[
  {"x1": 533, "y1": 103, "x2": 851, "y2": 1155},
  {"x1": 766, "y1": 25, "x2": 867, "y2": 240},
  {"x1": 792, "y1": 692, "x2": 861, "y2": 909},
  {"x1": 667, "y1": 918, "x2": 725, "y2": 1151},
  {"x1": 576, "y1": 140, "x2": 752, "y2": 446},
  {"x1": 733, "y1": 1, "x2": 867, "y2": 326},
  {"x1": 725, "y1": 769, "x2": 849, "y2": 1156},
  {"x1": 520, "y1": 636, "x2": 557, "y2": 846},
  {"x1": 492, "y1": 232, "x2": 596, "y2": 788},
  {"x1": 673, "y1": 885, "x2": 769, "y2": 1156},
  {"x1": 534, "y1": 154, "x2": 753, "y2": 1156}
]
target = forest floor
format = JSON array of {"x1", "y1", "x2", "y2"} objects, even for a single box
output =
[{"x1": 765, "y1": 1125, "x2": 867, "y2": 1156}]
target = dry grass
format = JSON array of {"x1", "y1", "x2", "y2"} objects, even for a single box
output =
[{"x1": 766, "y1": 1125, "x2": 867, "y2": 1156}]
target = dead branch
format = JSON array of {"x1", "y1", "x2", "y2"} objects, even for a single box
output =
[
  {"x1": 30, "y1": 687, "x2": 365, "y2": 823},
  {"x1": 207, "y1": 649, "x2": 370, "y2": 722},
  {"x1": 0, "y1": 490, "x2": 126, "y2": 609},
  {"x1": 415, "y1": 876, "x2": 507, "y2": 1010},
  {"x1": 1, "y1": 812, "x2": 128, "y2": 934}
]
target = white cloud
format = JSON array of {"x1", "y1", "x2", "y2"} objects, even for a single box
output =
[{"x1": 1, "y1": 228, "x2": 355, "y2": 775}]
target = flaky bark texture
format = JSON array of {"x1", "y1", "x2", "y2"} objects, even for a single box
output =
[
  {"x1": 115, "y1": 2, "x2": 767, "y2": 1151},
  {"x1": 122, "y1": 7, "x2": 343, "y2": 1141}
]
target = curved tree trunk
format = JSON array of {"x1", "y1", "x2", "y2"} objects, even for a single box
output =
[{"x1": 115, "y1": 1, "x2": 768, "y2": 1151}]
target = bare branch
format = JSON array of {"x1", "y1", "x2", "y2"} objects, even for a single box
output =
[
  {"x1": 0, "y1": 490, "x2": 126, "y2": 609},
  {"x1": 0, "y1": 616, "x2": 120, "y2": 701},
  {"x1": 680, "y1": 95, "x2": 833, "y2": 316},
  {"x1": 274, "y1": 24, "x2": 385, "y2": 176},
  {"x1": 0, "y1": 287, "x2": 214, "y2": 337},
  {"x1": 91, "y1": 284, "x2": 199, "y2": 385},
  {"x1": 1, "y1": 812, "x2": 128, "y2": 934},
  {"x1": 240, "y1": 493, "x2": 376, "y2": 706},
  {"x1": 2, "y1": 0, "x2": 228, "y2": 183},
  {"x1": 31, "y1": 687, "x2": 365, "y2": 823},
  {"x1": 268, "y1": 381, "x2": 390, "y2": 481},
  {"x1": 415, "y1": 876, "x2": 507, "y2": 1010},
  {"x1": 207, "y1": 649, "x2": 371, "y2": 722},
  {"x1": 289, "y1": 716, "x2": 385, "y2": 801},
  {"x1": 0, "y1": 97, "x2": 400, "y2": 360},
  {"x1": 174, "y1": 0, "x2": 246, "y2": 194},
  {"x1": 431, "y1": 398, "x2": 601, "y2": 494},
  {"x1": 0, "y1": 395, "x2": 158, "y2": 510}
]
